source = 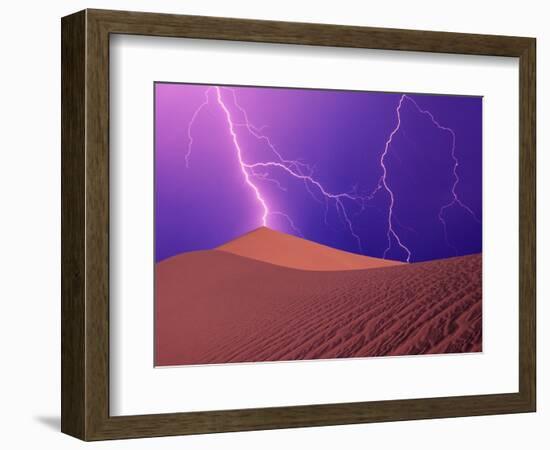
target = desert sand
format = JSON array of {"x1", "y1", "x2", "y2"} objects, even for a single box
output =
[{"x1": 156, "y1": 229, "x2": 482, "y2": 366}]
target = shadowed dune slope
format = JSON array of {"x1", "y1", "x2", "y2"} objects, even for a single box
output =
[
  {"x1": 216, "y1": 227, "x2": 403, "y2": 271},
  {"x1": 155, "y1": 250, "x2": 482, "y2": 366}
]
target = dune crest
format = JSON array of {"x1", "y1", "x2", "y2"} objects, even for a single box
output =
[{"x1": 216, "y1": 227, "x2": 402, "y2": 271}]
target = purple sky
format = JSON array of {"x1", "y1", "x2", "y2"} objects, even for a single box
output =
[{"x1": 155, "y1": 83, "x2": 482, "y2": 263}]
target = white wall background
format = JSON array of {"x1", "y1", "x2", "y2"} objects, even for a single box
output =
[{"x1": 0, "y1": 1, "x2": 546, "y2": 448}]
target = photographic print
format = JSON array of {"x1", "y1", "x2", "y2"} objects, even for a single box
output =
[{"x1": 154, "y1": 83, "x2": 482, "y2": 367}]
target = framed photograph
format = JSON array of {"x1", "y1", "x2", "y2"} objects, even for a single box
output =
[{"x1": 61, "y1": 9, "x2": 536, "y2": 440}]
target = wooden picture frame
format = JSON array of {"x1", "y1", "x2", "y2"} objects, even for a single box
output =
[{"x1": 61, "y1": 9, "x2": 536, "y2": 441}]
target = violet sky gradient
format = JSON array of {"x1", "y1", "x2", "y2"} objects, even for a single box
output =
[{"x1": 155, "y1": 83, "x2": 482, "y2": 263}]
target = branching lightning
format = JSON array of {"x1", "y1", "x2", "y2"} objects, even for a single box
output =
[
  {"x1": 376, "y1": 95, "x2": 412, "y2": 262},
  {"x1": 213, "y1": 87, "x2": 270, "y2": 226},
  {"x1": 186, "y1": 86, "x2": 365, "y2": 252},
  {"x1": 371, "y1": 94, "x2": 480, "y2": 261},
  {"x1": 185, "y1": 89, "x2": 211, "y2": 168},
  {"x1": 185, "y1": 87, "x2": 479, "y2": 262},
  {"x1": 403, "y1": 96, "x2": 480, "y2": 255}
]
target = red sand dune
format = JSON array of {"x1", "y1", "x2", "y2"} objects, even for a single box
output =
[
  {"x1": 156, "y1": 231, "x2": 482, "y2": 366},
  {"x1": 217, "y1": 227, "x2": 403, "y2": 271}
]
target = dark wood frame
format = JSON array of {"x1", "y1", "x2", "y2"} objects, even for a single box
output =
[{"x1": 61, "y1": 8, "x2": 536, "y2": 441}]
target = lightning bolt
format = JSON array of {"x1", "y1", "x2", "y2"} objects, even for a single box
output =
[
  {"x1": 405, "y1": 95, "x2": 480, "y2": 257},
  {"x1": 213, "y1": 87, "x2": 270, "y2": 226},
  {"x1": 185, "y1": 87, "x2": 479, "y2": 262},
  {"x1": 229, "y1": 87, "x2": 334, "y2": 213},
  {"x1": 377, "y1": 95, "x2": 412, "y2": 262},
  {"x1": 244, "y1": 159, "x2": 364, "y2": 252},
  {"x1": 186, "y1": 86, "x2": 365, "y2": 253},
  {"x1": 185, "y1": 89, "x2": 211, "y2": 168},
  {"x1": 371, "y1": 94, "x2": 480, "y2": 261},
  {"x1": 226, "y1": 88, "x2": 314, "y2": 177}
]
